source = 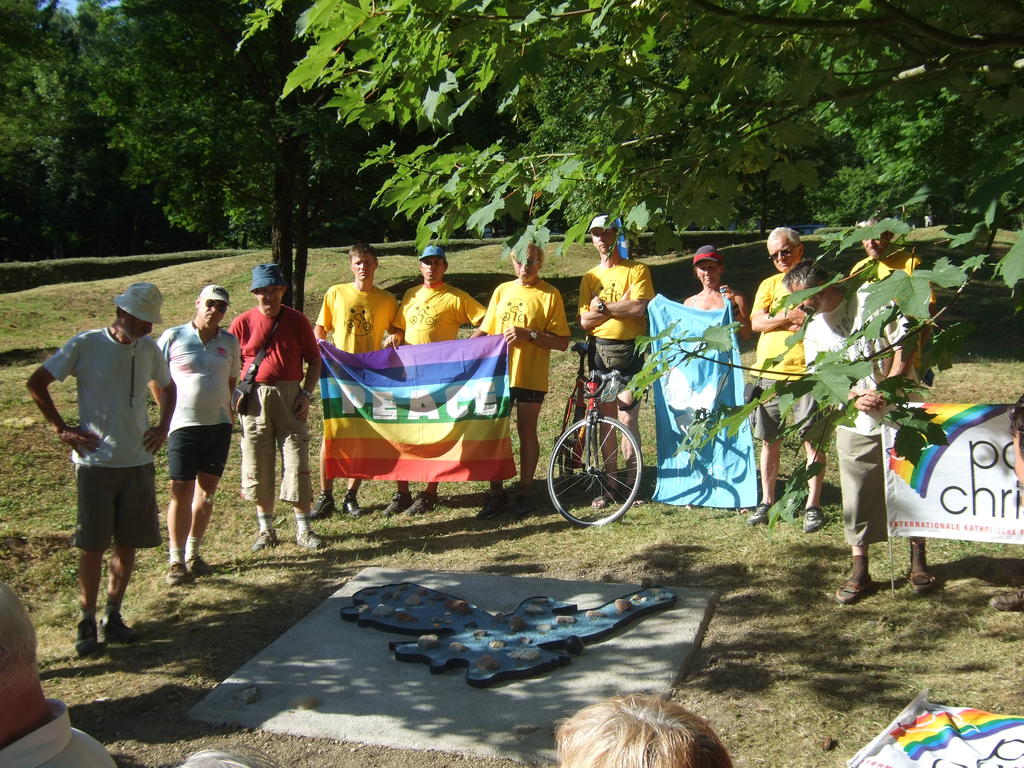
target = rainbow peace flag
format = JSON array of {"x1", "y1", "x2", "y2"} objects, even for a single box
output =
[
  {"x1": 849, "y1": 690, "x2": 1024, "y2": 767},
  {"x1": 319, "y1": 335, "x2": 516, "y2": 482}
]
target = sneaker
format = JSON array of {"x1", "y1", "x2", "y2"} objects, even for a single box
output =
[
  {"x1": 802, "y1": 506, "x2": 825, "y2": 533},
  {"x1": 165, "y1": 561, "x2": 191, "y2": 586},
  {"x1": 990, "y1": 589, "x2": 1024, "y2": 611},
  {"x1": 99, "y1": 611, "x2": 138, "y2": 644},
  {"x1": 406, "y1": 492, "x2": 437, "y2": 515},
  {"x1": 186, "y1": 555, "x2": 213, "y2": 577},
  {"x1": 309, "y1": 491, "x2": 336, "y2": 521},
  {"x1": 477, "y1": 492, "x2": 508, "y2": 520},
  {"x1": 342, "y1": 493, "x2": 364, "y2": 518},
  {"x1": 382, "y1": 492, "x2": 413, "y2": 518},
  {"x1": 296, "y1": 530, "x2": 324, "y2": 549},
  {"x1": 251, "y1": 529, "x2": 280, "y2": 552},
  {"x1": 75, "y1": 617, "x2": 102, "y2": 657},
  {"x1": 510, "y1": 494, "x2": 536, "y2": 520},
  {"x1": 746, "y1": 502, "x2": 770, "y2": 526}
]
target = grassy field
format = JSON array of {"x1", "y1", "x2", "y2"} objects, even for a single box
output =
[{"x1": 1, "y1": 232, "x2": 1023, "y2": 768}]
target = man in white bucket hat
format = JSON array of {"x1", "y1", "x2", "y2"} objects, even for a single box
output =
[{"x1": 27, "y1": 282, "x2": 175, "y2": 657}]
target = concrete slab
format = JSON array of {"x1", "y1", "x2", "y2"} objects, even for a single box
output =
[{"x1": 189, "y1": 568, "x2": 716, "y2": 765}]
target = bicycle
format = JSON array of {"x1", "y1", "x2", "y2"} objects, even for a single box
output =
[{"x1": 546, "y1": 341, "x2": 642, "y2": 526}]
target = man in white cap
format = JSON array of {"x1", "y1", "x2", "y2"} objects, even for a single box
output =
[
  {"x1": 26, "y1": 282, "x2": 175, "y2": 656},
  {"x1": 578, "y1": 215, "x2": 655, "y2": 508},
  {"x1": 155, "y1": 285, "x2": 241, "y2": 586}
]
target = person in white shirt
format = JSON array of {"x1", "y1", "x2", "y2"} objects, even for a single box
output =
[
  {"x1": 0, "y1": 581, "x2": 116, "y2": 768},
  {"x1": 155, "y1": 285, "x2": 241, "y2": 586},
  {"x1": 26, "y1": 283, "x2": 174, "y2": 656},
  {"x1": 783, "y1": 261, "x2": 933, "y2": 604}
]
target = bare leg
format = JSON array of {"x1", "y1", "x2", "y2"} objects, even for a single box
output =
[
  {"x1": 516, "y1": 401, "x2": 543, "y2": 490},
  {"x1": 760, "y1": 439, "x2": 781, "y2": 504},
  {"x1": 78, "y1": 550, "x2": 105, "y2": 611},
  {"x1": 804, "y1": 440, "x2": 826, "y2": 508},
  {"x1": 318, "y1": 436, "x2": 335, "y2": 494},
  {"x1": 190, "y1": 471, "x2": 222, "y2": 541},
  {"x1": 106, "y1": 545, "x2": 136, "y2": 605},
  {"x1": 167, "y1": 479, "x2": 196, "y2": 554}
]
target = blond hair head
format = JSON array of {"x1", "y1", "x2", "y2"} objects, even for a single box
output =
[{"x1": 556, "y1": 694, "x2": 732, "y2": 768}]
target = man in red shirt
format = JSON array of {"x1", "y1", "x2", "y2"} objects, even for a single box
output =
[{"x1": 229, "y1": 264, "x2": 323, "y2": 551}]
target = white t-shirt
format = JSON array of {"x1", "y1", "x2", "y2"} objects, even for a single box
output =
[
  {"x1": 157, "y1": 323, "x2": 240, "y2": 432},
  {"x1": 802, "y1": 288, "x2": 910, "y2": 436},
  {"x1": 0, "y1": 699, "x2": 115, "y2": 768},
  {"x1": 44, "y1": 328, "x2": 172, "y2": 467}
]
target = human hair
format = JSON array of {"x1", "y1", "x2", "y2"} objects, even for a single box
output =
[
  {"x1": 782, "y1": 260, "x2": 833, "y2": 291},
  {"x1": 178, "y1": 749, "x2": 284, "y2": 768},
  {"x1": 767, "y1": 226, "x2": 802, "y2": 248},
  {"x1": 1010, "y1": 394, "x2": 1024, "y2": 439},
  {"x1": 555, "y1": 694, "x2": 732, "y2": 768},
  {"x1": 0, "y1": 581, "x2": 39, "y2": 691},
  {"x1": 348, "y1": 242, "x2": 378, "y2": 262}
]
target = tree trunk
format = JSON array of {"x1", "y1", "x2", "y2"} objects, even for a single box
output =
[
  {"x1": 293, "y1": 157, "x2": 310, "y2": 314},
  {"x1": 271, "y1": 130, "x2": 298, "y2": 307}
]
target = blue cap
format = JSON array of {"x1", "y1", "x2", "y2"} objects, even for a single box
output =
[
  {"x1": 250, "y1": 263, "x2": 287, "y2": 291},
  {"x1": 420, "y1": 244, "x2": 446, "y2": 261}
]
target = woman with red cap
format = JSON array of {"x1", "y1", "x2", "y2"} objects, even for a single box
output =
[{"x1": 683, "y1": 245, "x2": 751, "y2": 341}]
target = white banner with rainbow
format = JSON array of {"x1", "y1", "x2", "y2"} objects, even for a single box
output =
[
  {"x1": 882, "y1": 403, "x2": 1024, "y2": 544},
  {"x1": 849, "y1": 690, "x2": 1024, "y2": 768}
]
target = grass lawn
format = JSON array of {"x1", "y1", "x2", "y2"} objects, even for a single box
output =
[{"x1": 1, "y1": 232, "x2": 1022, "y2": 768}]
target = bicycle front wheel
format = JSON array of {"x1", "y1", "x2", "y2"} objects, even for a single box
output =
[{"x1": 547, "y1": 416, "x2": 642, "y2": 526}]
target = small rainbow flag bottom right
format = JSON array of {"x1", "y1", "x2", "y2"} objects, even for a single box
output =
[{"x1": 849, "y1": 690, "x2": 1024, "y2": 768}]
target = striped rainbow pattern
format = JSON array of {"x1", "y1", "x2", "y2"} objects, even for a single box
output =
[
  {"x1": 319, "y1": 334, "x2": 516, "y2": 482},
  {"x1": 890, "y1": 707, "x2": 1024, "y2": 760},
  {"x1": 886, "y1": 403, "x2": 1006, "y2": 497}
]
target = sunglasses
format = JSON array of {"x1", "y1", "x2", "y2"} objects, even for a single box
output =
[
  {"x1": 769, "y1": 247, "x2": 794, "y2": 261},
  {"x1": 205, "y1": 300, "x2": 228, "y2": 312}
]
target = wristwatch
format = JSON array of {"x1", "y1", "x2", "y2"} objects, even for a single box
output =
[
  {"x1": 528, "y1": 330, "x2": 539, "y2": 341},
  {"x1": 597, "y1": 300, "x2": 609, "y2": 315}
]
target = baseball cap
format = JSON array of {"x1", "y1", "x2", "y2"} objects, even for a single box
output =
[
  {"x1": 198, "y1": 284, "x2": 230, "y2": 305},
  {"x1": 420, "y1": 244, "x2": 446, "y2": 261},
  {"x1": 250, "y1": 263, "x2": 287, "y2": 292},
  {"x1": 113, "y1": 282, "x2": 163, "y2": 324},
  {"x1": 589, "y1": 214, "x2": 616, "y2": 233},
  {"x1": 693, "y1": 245, "x2": 723, "y2": 265}
]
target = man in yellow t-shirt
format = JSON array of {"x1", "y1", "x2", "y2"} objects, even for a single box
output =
[
  {"x1": 382, "y1": 244, "x2": 486, "y2": 516},
  {"x1": 311, "y1": 243, "x2": 399, "y2": 521},
  {"x1": 472, "y1": 244, "x2": 570, "y2": 520},
  {"x1": 850, "y1": 218, "x2": 933, "y2": 379},
  {"x1": 577, "y1": 214, "x2": 655, "y2": 507},
  {"x1": 747, "y1": 226, "x2": 827, "y2": 532}
]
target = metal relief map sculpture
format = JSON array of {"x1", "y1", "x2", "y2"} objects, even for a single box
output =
[{"x1": 340, "y1": 582, "x2": 677, "y2": 687}]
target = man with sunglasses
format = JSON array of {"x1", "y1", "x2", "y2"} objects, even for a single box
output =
[
  {"x1": 231, "y1": 264, "x2": 323, "y2": 552},
  {"x1": 155, "y1": 285, "x2": 241, "y2": 586},
  {"x1": 747, "y1": 227, "x2": 827, "y2": 532}
]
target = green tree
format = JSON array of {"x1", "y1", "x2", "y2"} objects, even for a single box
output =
[
  {"x1": 279, "y1": 0, "x2": 1024, "y2": 262},
  {"x1": 94, "y1": 0, "x2": 396, "y2": 308}
]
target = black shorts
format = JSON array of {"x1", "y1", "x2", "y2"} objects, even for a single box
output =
[
  {"x1": 510, "y1": 387, "x2": 546, "y2": 404},
  {"x1": 588, "y1": 338, "x2": 644, "y2": 379},
  {"x1": 167, "y1": 423, "x2": 233, "y2": 480}
]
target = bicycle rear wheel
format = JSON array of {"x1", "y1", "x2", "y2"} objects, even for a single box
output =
[{"x1": 547, "y1": 416, "x2": 642, "y2": 526}]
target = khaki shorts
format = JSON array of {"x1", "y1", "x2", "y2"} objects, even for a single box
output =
[
  {"x1": 74, "y1": 464, "x2": 162, "y2": 551},
  {"x1": 749, "y1": 378, "x2": 826, "y2": 443},
  {"x1": 837, "y1": 430, "x2": 888, "y2": 546},
  {"x1": 239, "y1": 381, "x2": 313, "y2": 506}
]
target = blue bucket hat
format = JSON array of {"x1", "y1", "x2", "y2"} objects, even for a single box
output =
[
  {"x1": 250, "y1": 263, "x2": 287, "y2": 292},
  {"x1": 419, "y1": 244, "x2": 446, "y2": 261}
]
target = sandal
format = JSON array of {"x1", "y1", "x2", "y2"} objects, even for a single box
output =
[
  {"x1": 591, "y1": 494, "x2": 613, "y2": 510},
  {"x1": 908, "y1": 571, "x2": 936, "y2": 595},
  {"x1": 835, "y1": 579, "x2": 875, "y2": 605}
]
